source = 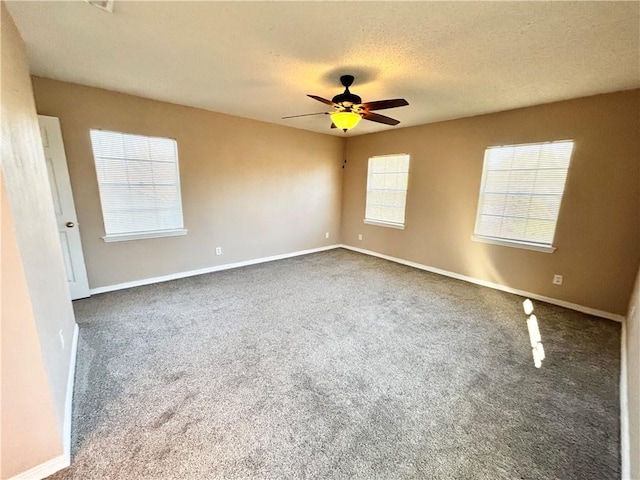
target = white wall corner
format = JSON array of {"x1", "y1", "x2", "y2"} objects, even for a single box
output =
[
  {"x1": 64, "y1": 323, "x2": 79, "y2": 457},
  {"x1": 620, "y1": 320, "x2": 630, "y2": 480}
]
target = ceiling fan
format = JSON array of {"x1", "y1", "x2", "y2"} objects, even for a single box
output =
[{"x1": 283, "y1": 75, "x2": 409, "y2": 132}]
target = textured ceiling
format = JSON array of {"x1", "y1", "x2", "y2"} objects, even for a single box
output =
[{"x1": 7, "y1": 1, "x2": 640, "y2": 136}]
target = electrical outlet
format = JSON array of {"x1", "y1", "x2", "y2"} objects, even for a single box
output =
[
  {"x1": 358, "y1": 234, "x2": 363, "y2": 241},
  {"x1": 215, "y1": 247, "x2": 222, "y2": 255},
  {"x1": 325, "y1": 232, "x2": 329, "y2": 239},
  {"x1": 59, "y1": 329, "x2": 65, "y2": 349},
  {"x1": 553, "y1": 274, "x2": 563, "y2": 285}
]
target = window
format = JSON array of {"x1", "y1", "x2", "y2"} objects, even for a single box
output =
[
  {"x1": 90, "y1": 129, "x2": 187, "y2": 242},
  {"x1": 364, "y1": 154, "x2": 410, "y2": 229},
  {"x1": 473, "y1": 140, "x2": 574, "y2": 252}
]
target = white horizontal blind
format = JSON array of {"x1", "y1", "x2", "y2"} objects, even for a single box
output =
[
  {"x1": 90, "y1": 130, "x2": 184, "y2": 237},
  {"x1": 474, "y1": 140, "x2": 574, "y2": 246},
  {"x1": 365, "y1": 154, "x2": 410, "y2": 226}
]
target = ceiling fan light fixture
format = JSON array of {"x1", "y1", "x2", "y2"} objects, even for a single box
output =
[
  {"x1": 330, "y1": 111, "x2": 361, "y2": 132},
  {"x1": 291, "y1": 75, "x2": 408, "y2": 131}
]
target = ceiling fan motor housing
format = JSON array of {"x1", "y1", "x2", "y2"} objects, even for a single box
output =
[
  {"x1": 332, "y1": 90, "x2": 362, "y2": 108},
  {"x1": 332, "y1": 74, "x2": 362, "y2": 108}
]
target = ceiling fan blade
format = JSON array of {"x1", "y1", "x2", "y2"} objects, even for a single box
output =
[
  {"x1": 282, "y1": 112, "x2": 328, "y2": 119},
  {"x1": 307, "y1": 94, "x2": 337, "y2": 107},
  {"x1": 362, "y1": 111, "x2": 400, "y2": 126},
  {"x1": 361, "y1": 98, "x2": 409, "y2": 111}
]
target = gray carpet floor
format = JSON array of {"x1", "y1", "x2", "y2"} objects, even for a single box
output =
[{"x1": 49, "y1": 248, "x2": 621, "y2": 479}]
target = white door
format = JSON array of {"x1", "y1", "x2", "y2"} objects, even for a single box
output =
[{"x1": 38, "y1": 115, "x2": 91, "y2": 300}]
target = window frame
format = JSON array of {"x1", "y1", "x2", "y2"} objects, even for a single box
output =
[
  {"x1": 471, "y1": 140, "x2": 574, "y2": 253},
  {"x1": 363, "y1": 153, "x2": 411, "y2": 230},
  {"x1": 89, "y1": 129, "x2": 188, "y2": 243}
]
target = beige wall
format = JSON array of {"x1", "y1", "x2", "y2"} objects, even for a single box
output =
[
  {"x1": 342, "y1": 90, "x2": 640, "y2": 316},
  {"x1": 627, "y1": 267, "x2": 640, "y2": 479},
  {"x1": 1, "y1": 3, "x2": 72, "y2": 476},
  {"x1": 1, "y1": 173, "x2": 63, "y2": 479},
  {"x1": 31, "y1": 77, "x2": 344, "y2": 289}
]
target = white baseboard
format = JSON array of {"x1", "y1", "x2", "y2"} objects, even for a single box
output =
[
  {"x1": 64, "y1": 323, "x2": 79, "y2": 457},
  {"x1": 90, "y1": 242, "x2": 624, "y2": 322},
  {"x1": 620, "y1": 321, "x2": 630, "y2": 479},
  {"x1": 90, "y1": 244, "x2": 341, "y2": 295},
  {"x1": 8, "y1": 453, "x2": 69, "y2": 480},
  {"x1": 340, "y1": 244, "x2": 625, "y2": 322},
  {"x1": 9, "y1": 324, "x2": 77, "y2": 480}
]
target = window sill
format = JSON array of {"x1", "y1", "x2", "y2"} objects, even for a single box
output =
[
  {"x1": 471, "y1": 235, "x2": 556, "y2": 253},
  {"x1": 102, "y1": 229, "x2": 188, "y2": 243},
  {"x1": 363, "y1": 219, "x2": 405, "y2": 230}
]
